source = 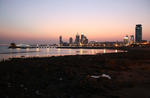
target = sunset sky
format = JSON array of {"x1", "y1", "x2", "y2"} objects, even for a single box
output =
[{"x1": 0, "y1": 0, "x2": 150, "y2": 44}]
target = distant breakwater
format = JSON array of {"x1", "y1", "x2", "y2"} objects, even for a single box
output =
[
  {"x1": 9, "y1": 46, "x2": 129, "y2": 50},
  {"x1": 8, "y1": 46, "x2": 150, "y2": 52},
  {"x1": 56, "y1": 46, "x2": 129, "y2": 50}
]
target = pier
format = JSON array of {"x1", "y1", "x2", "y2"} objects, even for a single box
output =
[{"x1": 9, "y1": 46, "x2": 56, "y2": 49}]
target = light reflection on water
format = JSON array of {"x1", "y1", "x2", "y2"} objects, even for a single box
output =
[
  {"x1": 26, "y1": 48, "x2": 29, "y2": 52},
  {"x1": 91, "y1": 49, "x2": 94, "y2": 54},
  {"x1": 80, "y1": 49, "x2": 83, "y2": 54},
  {"x1": 16, "y1": 48, "x2": 20, "y2": 51},
  {"x1": 46, "y1": 48, "x2": 50, "y2": 52},
  {"x1": 115, "y1": 49, "x2": 118, "y2": 53},
  {"x1": 36, "y1": 48, "x2": 40, "y2": 52},
  {"x1": 103, "y1": 49, "x2": 106, "y2": 53},
  {"x1": 16, "y1": 48, "x2": 20, "y2": 57},
  {"x1": 0, "y1": 46, "x2": 125, "y2": 60}
]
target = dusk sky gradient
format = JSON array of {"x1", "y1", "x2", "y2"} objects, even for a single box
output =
[{"x1": 0, "y1": 0, "x2": 150, "y2": 44}]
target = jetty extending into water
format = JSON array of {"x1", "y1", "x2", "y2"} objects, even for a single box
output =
[
  {"x1": 9, "y1": 45, "x2": 129, "y2": 51},
  {"x1": 9, "y1": 46, "x2": 56, "y2": 49},
  {"x1": 8, "y1": 42, "x2": 150, "y2": 51}
]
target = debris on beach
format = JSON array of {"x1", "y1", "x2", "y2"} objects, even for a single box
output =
[
  {"x1": 90, "y1": 75, "x2": 100, "y2": 79},
  {"x1": 101, "y1": 74, "x2": 111, "y2": 79},
  {"x1": 90, "y1": 74, "x2": 111, "y2": 79}
]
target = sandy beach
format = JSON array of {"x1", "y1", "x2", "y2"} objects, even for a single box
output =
[{"x1": 0, "y1": 49, "x2": 150, "y2": 98}]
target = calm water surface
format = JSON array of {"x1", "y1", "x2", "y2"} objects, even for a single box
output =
[{"x1": 0, "y1": 45, "x2": 124, "y2": 61}]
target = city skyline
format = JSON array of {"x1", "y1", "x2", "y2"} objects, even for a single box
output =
[{"x1": 0, "y1": 0, "x2": 150, "y2": 44}]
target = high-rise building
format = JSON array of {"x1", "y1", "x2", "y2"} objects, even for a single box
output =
[
  {"x1": 130, "y1": 35, "x2": 134, "y2": 44},
  {"x1": 80, "y1": 32, "x2": 88, "y2": 44},
  {"x1": 123, "y1": 35, "x2": 129, "y2": 46},
  {"x1": 81, "y1": 32, "x2": 84, "y2": 43},
  {"x1": 75, "y1": 33, "x2": 80, "y2": 44},
  {"x1": 69, "y1": 37, "x2": 73, "y2": 44},
  {"x1": 82, "y1": 36, "x2": 88, "y2": 44},
  {"x1": 135, "y1": 24, "x2": 142, "y2": 42},
  {"x1": 59, "y1": 35, "x2": 63, "y2": 45}
]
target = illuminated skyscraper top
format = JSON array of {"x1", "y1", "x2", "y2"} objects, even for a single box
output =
[{"x1": 81, "y1": 32, "x2": 84, "y2": 43}]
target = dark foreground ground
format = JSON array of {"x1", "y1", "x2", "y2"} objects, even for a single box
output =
[{"x1": 0, "y1": 49, "x2": 150, "y2": 98}]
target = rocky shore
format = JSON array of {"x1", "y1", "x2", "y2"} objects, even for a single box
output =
[{"x1": 0, "y1": 49, "x2": 150, "y2": 98}]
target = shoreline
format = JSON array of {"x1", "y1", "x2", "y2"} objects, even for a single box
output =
[
  {"x1": 8, "y1": 45, "x2": 150, "y2": 51},
  {"x1": 0, "y1": 51, "x2": 38, "y2": 54},
  {"x1": 8, "y1": 46, "x2": 129, "y2": 50},
  {"x1": 0, "y1": 51, "x2": 150, "y2": 97},
  {"x1": 0, "y1": 48, "x2": 126, "y2": 61}
]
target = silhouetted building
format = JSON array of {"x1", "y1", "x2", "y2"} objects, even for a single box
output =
[
  {"x1": 81, "y1": 33, "x2": 84, "y2": 43},
  {"x1": 75, "y1": 33, "x2": 80, "y2": 44},
  {"x1": 9, "y1": 43, "x2": 17, "y2": 48},
  {"x1": 82, "y1": 36, "x2": 88, "y2": 44},
  {"x1": 80, "y1": 33, "x2": 88, "y2": 44},
  {"x1": 63, "y1": 42, "x2": 69, "y2": 46},
  {"x1": 59, "y1": 36, "x2": 63, "y2": 45},
  {"x1": 69, "y1": 37, "x2": 73, "y2": 44},
  {"x1": 135, "y1": 24, "x2": 142, "y2": 42},
  {"x1": 59, "y1": 33, "x2": 88, "y2": 46}
]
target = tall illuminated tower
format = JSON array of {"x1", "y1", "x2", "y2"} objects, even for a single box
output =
[
  {"x1": 75, "y1": 33, "x2": 80, "y2": 44},
  {"x1": 130, "y1": 35, "x2": 134, "y2": 44},
  {"x1": 81, "y1": 32, "x2": 84, "y2": 43},
  {"x1": 123, "y1": 35, "x2": 129, "y2": 46},
  {"x1": 135, "y1": 24, "x2": 142, "y2": 42}
]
